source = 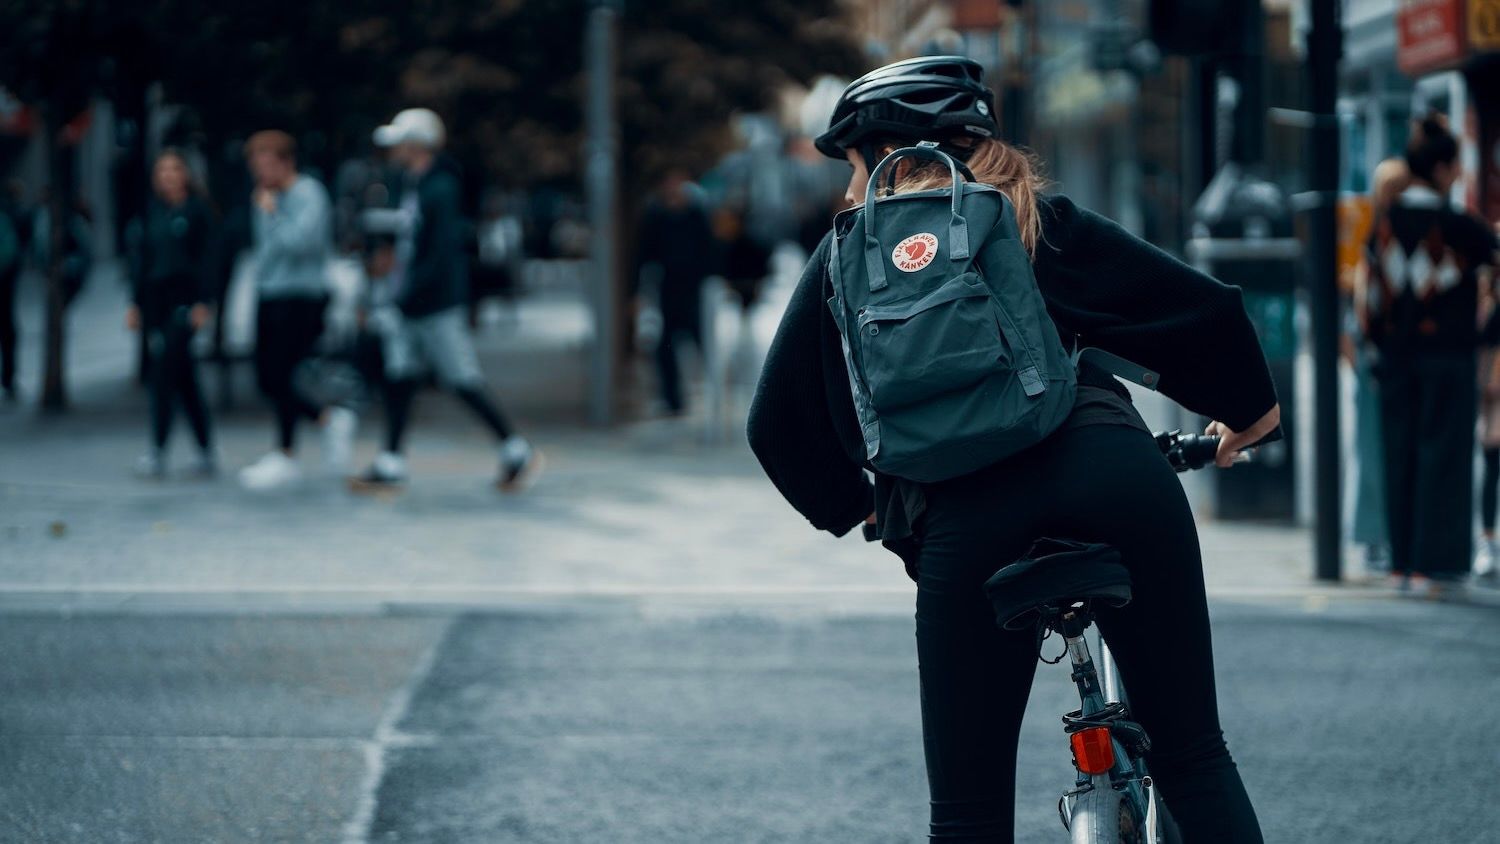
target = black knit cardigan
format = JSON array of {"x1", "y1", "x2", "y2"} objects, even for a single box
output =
[{"x1": 747, "y1": 194, "x2": 1279, "y2": 543}]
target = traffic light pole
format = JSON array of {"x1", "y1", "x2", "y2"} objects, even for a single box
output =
[{"x1": 1305, "y1": 0, "x2": 1343, "y2": 581}]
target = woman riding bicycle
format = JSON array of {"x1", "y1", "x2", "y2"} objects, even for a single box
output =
[{"x1": 747, "y1": 57, "x2": 1276, "y2": 842}]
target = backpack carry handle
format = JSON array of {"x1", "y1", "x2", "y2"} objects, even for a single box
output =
[{"x1": 862, "y1": 142, "x2": 972, "y2": 293}]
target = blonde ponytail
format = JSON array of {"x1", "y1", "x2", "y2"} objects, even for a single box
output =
[{"x1": 885, "y1": 138, "x2": 1047, "y2": 255}]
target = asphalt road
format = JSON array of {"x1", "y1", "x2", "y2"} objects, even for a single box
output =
[{"x1": 2, "y1": 596, "x2": 1496, "y2": 843}]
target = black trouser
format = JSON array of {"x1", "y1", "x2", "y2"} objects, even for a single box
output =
[
  {"x1": 0, "y1": 266, "x2": 16, "y2": 393},
  {"x1": 1483, "y1": 448, "x2": 1499, "y2": 535},
  {"x1": 915, "y1": 424, "x2": 1262, "y2": 843},
  {"x1": 253, "y1": 296, "x2": 326, "y2": 451},
  {"x1": 146, "y1": 313, "x2": 212, "y2": 452},
  {"x1": 1376, "y1": 353, "x2": 1477, "y2": 578},
  {"x1": 381, "y1": 379, "x2": 514, "y2": 454},
  {"x1": 656, "y1": 305, "x2": 703, "y2": 414}
]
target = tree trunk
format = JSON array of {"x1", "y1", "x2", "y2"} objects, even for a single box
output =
[{"x1": 40, "y1": 103, "x2": 70, "y2": 412}]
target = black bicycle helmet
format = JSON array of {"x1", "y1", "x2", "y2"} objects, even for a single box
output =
[{"x1": 814, "y1": 55, "x2": 999, "y2": 162}]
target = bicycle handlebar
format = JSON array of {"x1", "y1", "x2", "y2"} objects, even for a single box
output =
[
  {"x1": 1154, "y1": 424, "x2": 1284, "y2": 472},
  {"x1": 1154, "y1": 430, "x2": 1224, "y2": 473}
]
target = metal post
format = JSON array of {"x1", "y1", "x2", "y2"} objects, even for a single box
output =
[
  {"x1": 1230, "y1": 0, "x2": 1266, "y2": 168},
  {"x1": 584, "y1": 0, "x2": 621, "y2": 427},
  {"x1": 700, "y1": 277, "x2": 724, "y2": 445},
  {"x1": 1305, "y1": 0, "x2": 1343, "y2": 581}
]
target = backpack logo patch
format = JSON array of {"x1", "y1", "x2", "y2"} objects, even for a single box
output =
[{"x1": 892, "y1": 233, "x2": 939, "y2": 272}]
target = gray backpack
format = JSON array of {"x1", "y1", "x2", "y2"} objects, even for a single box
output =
[{"x1": 826, "y1": 144, "x2": 1076, "y2": 483}]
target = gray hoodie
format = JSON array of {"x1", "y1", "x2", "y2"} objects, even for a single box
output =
[{"x1": 251, "y1": 175, "x2": 331, "y2": 300}]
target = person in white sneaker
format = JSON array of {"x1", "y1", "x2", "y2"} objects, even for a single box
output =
[
  {"x1": 239, "y1": 130, "x2": 356, "y2": 491},
  {"x1": 350, "y1": 109, "x2": 541, "y2": 494}
]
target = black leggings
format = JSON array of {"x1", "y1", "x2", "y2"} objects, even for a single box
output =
[
  {"x1": 656, "y1": 310, "x2": 703, "y2": 414},
  {"x1": 253, "y1": 297, "x2": 326, "y2": 451},
  {"x1": 146, "y1": 318, "x2": 212, "y2": 451},
  {"x1": 381, "y1": 379, "x2": 515, "y2": 454},
  {"x1": 915, "y1": 424, "x2": 1262, "y2": 843}
]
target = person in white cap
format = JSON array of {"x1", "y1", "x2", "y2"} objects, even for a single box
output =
[{"x1": 351, "y1": 108, "x2": 542, "y2": 493}]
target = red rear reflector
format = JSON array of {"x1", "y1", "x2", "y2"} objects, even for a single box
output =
[{"x1": 1071, "y1": 727, "x2": 1115, "y2": 775}]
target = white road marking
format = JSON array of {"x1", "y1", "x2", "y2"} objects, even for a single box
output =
[{"x1": 338, "y1": 617, "x2": 453, "y2": 844}]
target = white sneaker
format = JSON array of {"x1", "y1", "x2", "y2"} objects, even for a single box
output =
[
  {"x1": 239, "y1": 451, "x2": 302, "y2": 491},
  {"x1": 322, "y1": 406, "x2": 358, "y2": 472},
  {"x1": 1475, "y1": 539, "x2": 1498, "y2": 578},
  {"x1": 133, "y1": 450, "x2": 167, "y2": 480},
  {"x1": 349, "y1": 451, "x2": 408, "y2": 493},
  {"x1": 497, "y1": 436, "x2": 544, "y2": 493}
]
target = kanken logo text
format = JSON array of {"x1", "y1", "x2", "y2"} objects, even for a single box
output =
[{"x1": 892, "y1": 232, "x2": 939, "y2": 272}]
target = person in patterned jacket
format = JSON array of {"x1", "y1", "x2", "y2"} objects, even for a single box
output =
[{"x1": 1363, "y1": 113, "x2": 1500, "y2": 591}]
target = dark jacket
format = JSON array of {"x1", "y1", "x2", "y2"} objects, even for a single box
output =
[
  {"x1": 397, "y1": 156, "x2": 469, "y2": 318},
  {"x1": 635, "y1": 194, "x2": 718, "y2": 324},
  {"x1": 747, "y1": 194, "x2": 1279, "y2": 542},
  {"x1": 130, "y1": 195, "x2": 215, "y2": 327},
  {"x1": 1366, "y1": 185, "x2": 1499, "y2": 356}
]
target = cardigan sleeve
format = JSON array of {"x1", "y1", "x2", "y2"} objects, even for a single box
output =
[
  {"x1": 1037, "y1": 196, "x2": 1279, "y2": 433},
  {"x1": 747, "y1": 235, "x2": 875, "y2": 537}
]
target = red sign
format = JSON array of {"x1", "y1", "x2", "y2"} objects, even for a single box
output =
[{"x1": 1398, "y1": 0, "x2": 1468, "y2": 75}]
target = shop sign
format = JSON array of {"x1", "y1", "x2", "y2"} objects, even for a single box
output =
[{"x1": 1398, "y1": 0, "x2": 1467, "y2": 74}]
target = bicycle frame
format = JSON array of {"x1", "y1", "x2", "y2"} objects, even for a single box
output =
[
  {"x1": 1057, "y1": 612, "x2": 1151, "y2": 818},
  {"x1": 1092, "y1": 630, "x2": 1165, "y2": 841},
  {"x1": 1062, "y1": 617, "x2": 1152, "y2": 803}
]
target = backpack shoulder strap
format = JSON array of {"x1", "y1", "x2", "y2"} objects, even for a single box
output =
[{"x1": 1075, "y1": 346, "x2": 1160, "y2": 391}]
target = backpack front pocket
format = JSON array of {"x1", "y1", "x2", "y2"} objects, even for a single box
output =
[{"x1": 856, "y1": 272, "x2": 1009, "y2": 412}]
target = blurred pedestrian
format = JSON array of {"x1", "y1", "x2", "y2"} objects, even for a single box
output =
[
  {"x1": 350, "y1": 109, "x2": 541, "y2": 492},
  {"x1": 0, "y1": 181, "x2": 25, "y2": 405},
  {"x1": 1348, "y1": 158, "x2": 1409, "y2": 572},
  {"x1": 1364, "y1": 114, "x2": 1500, "y2": 593},
  {"x1": 713, "y1": 203, "x2": 772, "y2": 388},
  {"x1": 238, "y1": 130, "x2": 356, "y2": 491},
  {"x1": 31, "y1": 191, "x2": 93, "y2": 309},
  {"x1": 714, "y1": 204, "x2": 771, "y2": 314},
  {"x1": 126, "y1": 149, "x2": 217, "y2": 479},
  {"x1": 636, "y1": 168, "x2": 716, "y2": 415}
]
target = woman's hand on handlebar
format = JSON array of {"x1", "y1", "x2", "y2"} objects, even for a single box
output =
[{"x1": 1205, "y1": 404, "x2": 1281, "y2": 468}]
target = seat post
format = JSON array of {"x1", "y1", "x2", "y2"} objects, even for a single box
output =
[{"x1": 1055, "y1": 607, "x2": 1108, "y2": 715}]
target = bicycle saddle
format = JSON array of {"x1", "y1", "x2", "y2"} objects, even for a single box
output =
[{"x1": 984, "y1": 538, "x2": 1133, "y2": 631}]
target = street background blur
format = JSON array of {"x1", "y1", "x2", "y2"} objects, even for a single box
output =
[{"x1": 2, "y1": 1, "x2": 1500, "y2": 842}]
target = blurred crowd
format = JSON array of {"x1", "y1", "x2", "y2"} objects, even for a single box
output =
[{"x1": 0, "y1": 105, "x2": 843, "y2": 497}]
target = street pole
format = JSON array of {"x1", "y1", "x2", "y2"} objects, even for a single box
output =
[
  {"x1": 40, "y1": 100, "x2": 70, "y2": 412},
  {"x1": 585, "y1": 0, "x2": 621, "y2": 427},
  {"x1": 1305, "y1": 0, "x2": 1342, "y2": 581}
]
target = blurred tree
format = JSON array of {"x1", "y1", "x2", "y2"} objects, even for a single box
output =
[
  {"x1": 370, "y1": 0, "x2": 864, "y2": 197},
  {"x1": 7, "y1": 0, "x2": 863, "y2": 213},
  {"x1": 145, "y1": 0, "x2": 862, "y2": 197}
]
